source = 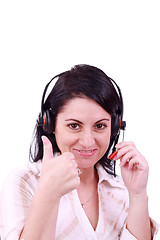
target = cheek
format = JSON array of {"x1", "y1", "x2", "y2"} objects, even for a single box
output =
[
  {"x1": 99, "y1": 131, "x2": 111, "y2": 152},
  {"x1": 100, "y1": 138, "x2": 110, "y2": 152},
  {"x1": 54, "y1": 127, "x2": 64, "y2": 151},
  {"x1": 55, "y1": 131, "x2": 76, "y2": 152}
]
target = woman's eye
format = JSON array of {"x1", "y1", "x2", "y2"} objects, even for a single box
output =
[
  {"x1": 95, "y1": 124, "x2": 106, "y2": 130},
  {"x1": 68, "y1": 123, "x2": 80, "y2": 130}
]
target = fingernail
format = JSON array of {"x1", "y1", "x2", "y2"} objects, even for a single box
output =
[
  {"x1": 115, "y1": 143, "x2": 120, "y2": 148},
  {"x1": 54, "y1": 152, "x2": 61, "y2": 157}
]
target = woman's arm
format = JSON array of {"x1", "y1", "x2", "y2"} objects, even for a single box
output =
[
  {"x1": 20, "y1": 136, "x2": 80, "y2": 240},
  {"x1": 114, "y1": 141, "x2": 152, "y2": 240},
  {"x1": 126, "y1": 193, "x2": 151, "y2": 240},
  {"x1": 20, "y1": 185, "x2": 60, "y2": 240}
]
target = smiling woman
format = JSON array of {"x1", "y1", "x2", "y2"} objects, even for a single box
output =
[
  {"x1": 31, "y1": 64, "x2": 124, "y2": 176},
  {"x1": 0, "y1": 64, "x2": 159, "y2": 240},
  {"x1": 54, "y1": 98, "x2": 111, "y2": 169}
]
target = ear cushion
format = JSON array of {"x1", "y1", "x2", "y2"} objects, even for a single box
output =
[{"x1": 43, "y1": 110, "x2": 53, "y2": 134}]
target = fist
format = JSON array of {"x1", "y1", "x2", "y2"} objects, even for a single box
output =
[{"x1": 39, "y1": 136, "x2": 80, "y2": 199}]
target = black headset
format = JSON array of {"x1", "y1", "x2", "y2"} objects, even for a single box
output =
[
  {"x1": 37, "y1": 73, "x2": 63, "y2": 134},
  {"x1": 37, "y1": 72, "x2": 126, "y2": 137},
  {"x1": 108, "y1": 77, "x2": 126, "y2": 138}
]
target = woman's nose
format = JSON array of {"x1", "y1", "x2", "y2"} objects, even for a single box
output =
[{"x1": 79, "y1": 129, "x2": 95, "y2": 148}]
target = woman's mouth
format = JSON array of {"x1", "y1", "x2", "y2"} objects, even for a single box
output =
[{"x1": 73, "y1": 148, "x2": 97, "y2": 156}]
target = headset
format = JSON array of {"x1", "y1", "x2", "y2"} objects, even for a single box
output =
[
  {"x1": 37, "y1": 72, "x2": 64, "y2": 134},
  {"x1": 37, "y1": 70, "x2": 126, "y2": 138},
  {"x1": 37, "y1": 69, "x2": 126, "y2": 177}
]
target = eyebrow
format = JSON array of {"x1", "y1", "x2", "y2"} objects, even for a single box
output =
[{"x1": 65, "y1": 118, "x2": 110, "y2": 124}]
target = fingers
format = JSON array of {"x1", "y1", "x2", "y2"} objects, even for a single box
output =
[
  {"x1": 62, "y1": 152, "x2": 75, "y2": 160},
  {"x1": 117, "y1": 146, "x2": 137, "y2": 167},
  {"x1": 112, "y1": 142, "x2": 136, "y2": 162},
  {"x1": 40, "y1": 138, "x2": 80, "y2": 197},
  {"x1": 116, "y1": 141, "x2": 136, "y2": 149},
  {"x1": 112, "y1": 141, "x2": 147, "y2": 170},
  {"x1": 41, "y1": 136, "x2": 54, "y2": 161},
  {"x1": 52, "y1": 153, "x2": 80, "y2": 196},
  {"x1": 127, "y1": 156, "x2": 141, "y2": 170}
]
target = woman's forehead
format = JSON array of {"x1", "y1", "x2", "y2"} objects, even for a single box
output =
[{"x1": 57, "y1": 97, "x2": 111, "y2": 120}]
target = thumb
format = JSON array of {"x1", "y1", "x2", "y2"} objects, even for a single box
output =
[{"x1": 41, "y1": 136, "x2": 54, "y2": 161}]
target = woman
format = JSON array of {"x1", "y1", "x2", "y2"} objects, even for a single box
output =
[{"x1": 0, "y1": 64, "x2": 159, "y2": 239}]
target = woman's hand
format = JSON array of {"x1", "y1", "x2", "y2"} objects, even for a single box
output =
[
  {"x1": 113, "y1": 141, "x2": 149, "y2": 195},
  {"x1": 39, "y1": 136, "x2": 80, "y2": 200}
]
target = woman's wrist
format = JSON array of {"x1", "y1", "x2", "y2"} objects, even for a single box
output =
[
  {"x1": 36, "y1": 183, "x2": 62, "y2": 203},
  {"x1": 129, "y1": 191, "x2": 148, "y2": 203}
]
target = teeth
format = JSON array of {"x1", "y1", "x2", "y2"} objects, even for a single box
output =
[{"x1": 79, "y1": 150, "x2": 93, "y2": 153}]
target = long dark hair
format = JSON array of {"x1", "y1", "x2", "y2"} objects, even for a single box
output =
[{"x1": 30, "y1": 64, "x2": 125, "y2": 176}]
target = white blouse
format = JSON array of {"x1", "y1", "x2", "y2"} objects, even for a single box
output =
[{"x1": 0, "y1": 160, "x2": 159, "y2": 239}]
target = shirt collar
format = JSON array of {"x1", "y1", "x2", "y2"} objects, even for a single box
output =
[
  {"x1": 96, "y1": 163, "x2": 126, "y2": 189},
  {"x1": 32, "y1": 159, "x2": 126, "y2": 189}
]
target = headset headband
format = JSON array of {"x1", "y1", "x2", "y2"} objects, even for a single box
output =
[{"x1": 38, "y1": 69, "x2": 126, "y2": 133}]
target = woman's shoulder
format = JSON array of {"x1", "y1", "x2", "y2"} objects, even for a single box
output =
[{"x1": 1, "y1": 160, "x2": 42, "y2": 193}]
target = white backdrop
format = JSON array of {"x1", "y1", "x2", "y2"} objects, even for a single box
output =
[{"x1": 0, "y1": 0, "x2": 160, "y2": 225}]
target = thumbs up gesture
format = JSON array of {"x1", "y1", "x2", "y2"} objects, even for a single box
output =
[{"x1": 39, "y1": 136, "x2": 80, "y2": 200}]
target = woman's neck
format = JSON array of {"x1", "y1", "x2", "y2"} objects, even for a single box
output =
[{"x1": 79, "y1": 167, "x2": 98, "y2": 185}]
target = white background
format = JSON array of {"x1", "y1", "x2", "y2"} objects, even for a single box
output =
[{"x1": 0, "y1": 0, "x2": 160, "y2": 225}]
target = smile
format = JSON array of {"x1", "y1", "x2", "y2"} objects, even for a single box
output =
[
  {"x1": 78, "y1": 150, "x2": 94, "y2": 153},
  {"x1": 73, "y1": 148, "x2": 97, "y2": 156}
]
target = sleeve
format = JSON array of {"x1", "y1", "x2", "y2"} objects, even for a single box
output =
[
  {"x1": 120, "y1": 219, "x2": 160, "y2": 240},
  {"x1": 0, "y1": 169, "x2": 34, "y2": 240}
]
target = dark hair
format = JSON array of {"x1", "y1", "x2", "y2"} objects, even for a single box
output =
[{"x1": 30, "y1": 64, "x2": 124, "y2": 176}]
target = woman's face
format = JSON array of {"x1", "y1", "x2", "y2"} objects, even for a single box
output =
[{"x1": 54, "y1": 97, "x2": 111, "y2": 169}]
